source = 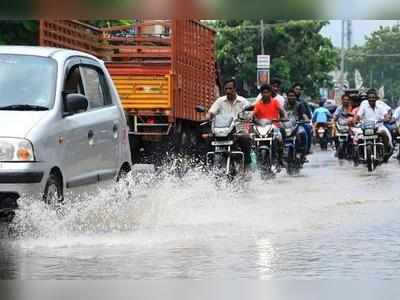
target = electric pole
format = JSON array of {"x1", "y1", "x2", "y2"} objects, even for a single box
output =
[
  {"x1": 260, "y1": 19, "x2": 265, "y2": 55},
  {"x1": 346, "y1": 20, "x2": 352, "y2": 49},
  {"x1": 340, "y1": 20, "x2": 346, "y2": 97}
]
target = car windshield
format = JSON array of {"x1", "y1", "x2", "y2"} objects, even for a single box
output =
[{"x1": 0, "y1": 54, "x2": 57, "y2": 110}]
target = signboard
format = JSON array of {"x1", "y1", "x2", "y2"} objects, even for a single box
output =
[
  {"x1": 257, "y1": 69, "x2": 270, "y2": 89},
  {"x1": 257, "y1": 55, "x2": 270, "y2": 69}
]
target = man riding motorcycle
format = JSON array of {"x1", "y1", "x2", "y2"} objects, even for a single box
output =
[
  {"x1": 255, "y1": 78, "x2": 285, "y2": 108},
  {"x1": 293, "y1": 83, "x2": 313, "y2": 154},
  {"x1": 253, "y1": 84, "x2": 287, "y2": 169},
  {"x1": 333, "y1": 94, "x2": 353, "y2": 124},
  {"x1": 207, "y1": 79, "x2": 252, "y2": 168},
  {"x1": 312, "y1": 100, "x2": 332, "y2": 149},
  {"x1": 333, "y1": 94, "x2": 354, "y2": 155},
  {"x1": 353, "y1": 88, "x2": 393, "y2": 162},
  {"x1": 284, "y1": 88, "x2": 310, "y2": 160}
]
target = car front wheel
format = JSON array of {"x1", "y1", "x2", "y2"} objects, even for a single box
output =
[{"x1": 43, "y1": 174, "x2": 64, "y2": 209}]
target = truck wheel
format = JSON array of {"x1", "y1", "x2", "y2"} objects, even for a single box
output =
[{"x1": 43, "y1": 174, "x2": 64, "y2": 209}]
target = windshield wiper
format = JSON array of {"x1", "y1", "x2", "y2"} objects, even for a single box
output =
[{"x1": 0, "y1": 104, "x2": 49, "y2": 111}]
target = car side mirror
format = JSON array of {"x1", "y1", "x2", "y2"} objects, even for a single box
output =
[
  {"x1": 195, "y1": 105, "x2": 206, "y2": 113},
  {"x1": 63, "y1": 93, "x2": 88, "y2": 116}
]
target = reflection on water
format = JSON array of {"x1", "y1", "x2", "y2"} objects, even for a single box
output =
[{"x1": 1, "y1": 151, "x2": 400, "y2": 279}]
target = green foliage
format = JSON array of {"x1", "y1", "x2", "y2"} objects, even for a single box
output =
[
  {"x1": 209, "y1": 20, "x2": 338, "y2": 97},
  {"x1": 0, "y1": 21, "x2": 38, "y2": 45},
  {"x1": 83, "y1": 20, "x2": 135, "y2": 27},
  {"x1": 346, "y1": 25, "x2": 400, "y2": 106}
]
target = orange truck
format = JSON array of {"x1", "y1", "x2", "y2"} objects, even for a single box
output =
[{"x1": 39, "y1": 20, "x2": 219, "y2": 163}]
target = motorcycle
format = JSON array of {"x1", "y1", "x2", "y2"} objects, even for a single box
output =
[
  {"x1": 395, "y1": 120, "x2": 400, "y2": 161},
  {"x1": 353, "y1": 120, "x2": 385, "y2": 172},
  {"x1": 315, "y1": 123, "x2": 329, "y2": 150},
  {"x1": 195, "y1": 106, "x2": 247, "y2": 179},
  {"x1": 282, "y1": 118, "x2": 308, "y2": 175},
  {"x1": 250, "y1": 118, "x2": 281, "y2": 177},
  {"x1": 335, "y1": 113, "x2": 354, "y2": 160}
]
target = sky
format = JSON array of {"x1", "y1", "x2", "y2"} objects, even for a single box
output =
[{"x1": 321, "y1": 20, "x2": 399, "y2": 47}]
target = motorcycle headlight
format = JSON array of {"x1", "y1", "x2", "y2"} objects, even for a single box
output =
[
  {"x1": 285, "y1": 128, "x2": 293, "y2": 136},
  {"x1": 0, "y1": 138, "x2": 35, "y2": 162},
  {"x1": 364, "y1": 129, "x2": 375, "y2": 136},
  {"x1": 337, "y1": 125, "x2": 349, "y2": 132}
]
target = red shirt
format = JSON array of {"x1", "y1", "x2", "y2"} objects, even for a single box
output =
[{"x1": 254, "y1": 98, "x2": 281, "y2": 121}]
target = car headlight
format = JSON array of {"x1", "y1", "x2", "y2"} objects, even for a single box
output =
[{"x1": 0, "y1": 138, "x2": 35, "y2": 162}]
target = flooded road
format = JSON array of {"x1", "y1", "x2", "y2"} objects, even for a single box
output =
[{"x1": 1, "y1": 150, "x2": 400, "y2": 279}]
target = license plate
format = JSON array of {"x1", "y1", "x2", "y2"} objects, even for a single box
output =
[
  {"x1": 363, "y1": 135, "x2": 378, "y2": 140},
  {"x1": 212, "y1": 141, "x2": 233, "y2": 146}
]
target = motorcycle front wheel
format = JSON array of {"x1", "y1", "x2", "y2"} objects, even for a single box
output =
[
  {"x1": 337, "y1": 142, "x2": 345, "y2": 159},
  {"x1": 259, "y1": 148, "x2": 272, "y2": 178},
  {"x1": 366, "y1": 144, "x2": 375, "y2": 172}
]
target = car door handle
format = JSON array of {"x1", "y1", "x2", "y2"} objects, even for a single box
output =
[
  {"x1": 88, "y1": 130, "x2": 95, "y2": 146},
  {"x1": 113, "y1": 124, "x2": 119, "y2": 139}
]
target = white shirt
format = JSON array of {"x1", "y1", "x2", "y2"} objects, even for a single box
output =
[
  {"x1": 256, "y1": 93, "x2": 285, "y2": 108},
  {"x1": 357, "y1": 100, "x2": 391, "y2": 122},
  {"x1": 208, "y1": 95, "x2": 249, "y2": 116},
  {"x1": 394, "y1": 107, "x2": 400, "y2": 121}
]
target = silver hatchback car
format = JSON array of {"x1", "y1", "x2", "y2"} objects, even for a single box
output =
[{"x1": 0, "y1": 46, "x2": 132, "y2": 218}]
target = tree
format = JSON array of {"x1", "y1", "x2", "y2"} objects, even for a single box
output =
[
  {"x1": 346, "y1": 25, "x2": 400, "y2": 107},
  {"x1": 208, "y1": 20, "x2": 338, "y2": 98},
  {"x1": 0, "y1": 21, "x2": 38, "y2": 45}
]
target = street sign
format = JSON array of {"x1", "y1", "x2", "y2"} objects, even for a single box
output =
[
  {"x1": 257, "y1": 69, "x2": 270, "y2": 88},
  {"x1": 257, "y1": 55, "x2": 270, "y2": 69}
]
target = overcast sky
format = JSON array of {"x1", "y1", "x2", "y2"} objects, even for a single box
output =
[{"x1": 321, "y1": 20, "x2": 399, "y2": 47}]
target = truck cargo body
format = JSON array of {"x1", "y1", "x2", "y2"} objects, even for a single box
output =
[{"x1": 39, "y1": 20, "x2": 218, "y2": 163}]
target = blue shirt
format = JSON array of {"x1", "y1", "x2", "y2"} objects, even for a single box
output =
[{"x1": 313, "y1": 107, "x2": 331, "y2": 124}]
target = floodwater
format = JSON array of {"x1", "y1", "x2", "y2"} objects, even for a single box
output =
[{"x1": 1, "y1": 151, "x2": 400, "y2": 279}]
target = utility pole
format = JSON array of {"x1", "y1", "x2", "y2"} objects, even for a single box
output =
[
  {"x1": 340, "y1": 20, "x2": 346, "y2": 97},
  {"x1": 260, "y1": 19, "x2": 265, "y2": 55},
  {"x1": 346, "y1": 20, "x2": 352, "y2": 49}
]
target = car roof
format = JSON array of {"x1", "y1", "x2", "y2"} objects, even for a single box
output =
[{"x1": 0, "y1": 46, "x2": 100, "y2": 61}]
